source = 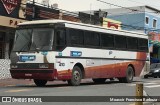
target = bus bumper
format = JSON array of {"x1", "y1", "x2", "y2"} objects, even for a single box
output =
[
  {"x1": 10, "y1": 69, "x2": 72, "y2": 80},
  {"x1": 10, "y1": 69, "x2": 58, "y2": 80}
]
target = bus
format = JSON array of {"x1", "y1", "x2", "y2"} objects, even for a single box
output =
[{"x1": 10, "y1": 19, "x2": 149, "y2": 86}]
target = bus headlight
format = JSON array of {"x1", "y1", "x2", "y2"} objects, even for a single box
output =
[
  {"x1": 39, "y1": 64, "x2": 49, "y2": 68},
  {"x1": 11, "y1": 65, "x2": 18, "y2": 68},
  {"x1": 11, "y1": 64, "x2": 18, "y2": 68}
]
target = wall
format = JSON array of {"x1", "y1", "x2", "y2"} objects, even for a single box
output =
[
  {"x1": 108, "y1": 13, "x2": 145, "y2": 33},
  {"x1": 144, "y1": 13, "x2": 160, "y2": 34},
  {"x1": 0, "y1": 32, "x2": 14, "y2": 79},
  {"x1": 0, "y1": 59, "x2": 11, "y2": 79},
  {"x1": 0, "y1": 33, "x2": 11, "y2": 79}
]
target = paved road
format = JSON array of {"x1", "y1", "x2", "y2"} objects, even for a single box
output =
[{"x1": 0, "y1": 77, "x2": 160, "y2": 105}]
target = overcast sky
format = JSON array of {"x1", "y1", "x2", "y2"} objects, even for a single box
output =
[{"x1": 36, "y1": 0, "x2": 160, "y2": 11}]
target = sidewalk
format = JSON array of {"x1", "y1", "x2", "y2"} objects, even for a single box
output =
[
  {"x1": 0, "y1": 78, "x2": 33, "y2": 87},
  {"x1": 0, "y1": 78, "x2": 142, "y2": 88},
  {"x1": 0, "y1": 78, "x2": 69, "y2": 87}
]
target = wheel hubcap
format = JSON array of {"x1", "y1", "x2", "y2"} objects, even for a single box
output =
[{"x1": 73, "y1": 71, "x2": 80, "y2": 81}]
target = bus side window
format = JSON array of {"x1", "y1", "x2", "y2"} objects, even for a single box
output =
[
  {"x1": 115, "y1": 35, "x2": 127, "y2": 49},
  {"x1": 138, "y1": 39, "x2": 148, "y2": 52},
  {"x1": 127, "y1": 37, "x2": 138, "y2": 50},
  {"x1": 84, "y1": 31, "x2": 100, "y2": 47},
  {"x1": 69, "y1": 29, "x2": 84, "y2": 46},
  {"x1": 56, "y1": 29, "x2": 66, "y2": 51},
  {"x1": 101, "y1": 33, "x2": 114, "y2": 48}
]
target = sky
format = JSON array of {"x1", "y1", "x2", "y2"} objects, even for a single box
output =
[{"x1": 36, "y1": 0, "x2": 160, "y2": 11}]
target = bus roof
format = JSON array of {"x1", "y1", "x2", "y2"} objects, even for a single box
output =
[{"x1": 18, "y1": 19, "x2": 147, "y2": 37}]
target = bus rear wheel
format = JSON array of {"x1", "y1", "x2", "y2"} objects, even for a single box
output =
[
  {"x1": 92, "y1": 78, "x2": 106, "y2": 84},
  {"x1": 34, "y1": 79, "x2": 47, "y2": 87},
  {"x1": 118, "y1": 66, "x2": 134, "y2": 83},
  {"x1": 67, "y1": 66, "x2": 82, "y2": 86}
]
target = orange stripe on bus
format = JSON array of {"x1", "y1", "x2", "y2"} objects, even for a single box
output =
[{"x1": 57, "y1": 60, "x2": 146, "y2": 80}]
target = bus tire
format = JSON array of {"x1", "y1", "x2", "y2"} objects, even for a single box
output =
[
  {"x1": 67, "y1": 66, "x2": 82, "y2": 86},
  {"x1": 34, "y1": 79, "x2": 47, "y2": 87},
  {"x1": 92, "y1": 78, "x2": 106, "y2": 84},
  {"x1": 124, "y1": 66, "x2": 134, "y2": 83}
]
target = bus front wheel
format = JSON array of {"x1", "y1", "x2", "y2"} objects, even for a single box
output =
[
  {"x1": 67, "y1": 66, "x2": 82, "y2": 86},
  {"x1": 34, "y1": 79, "x2": 47, "y2": 87}
]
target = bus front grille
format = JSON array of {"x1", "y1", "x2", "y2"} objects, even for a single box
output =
[{"x1": 11, "y1": 63, "x2": 39, "y2": 69}]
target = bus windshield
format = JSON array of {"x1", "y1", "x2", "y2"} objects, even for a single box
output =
[{"x1": 12, "y1": 28, "x2": 54, "y2": 51}]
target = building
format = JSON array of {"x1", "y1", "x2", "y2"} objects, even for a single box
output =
[
  {"x1": 0, "y1": 0, "x2": 27, "y2": 79},
  {"x1": 105, "y1": 6, "x2": 160, "y2": 32},
  {"x1": 0, "y1": 0, "x2": 80, "y2": 79},
  {"x1": 104, "y1": 6, "x2": 160, "y2": 63}
]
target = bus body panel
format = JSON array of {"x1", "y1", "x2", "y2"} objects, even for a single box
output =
[
  {"x1": 56, "y1": 47, "x2": 147, "y2": 80},
  {"x1": 10, "y1": 47, "x2": 147, "y2": 80},
  {"x1": 10, "y1": 20, "x2": 149, "y2": 83}
]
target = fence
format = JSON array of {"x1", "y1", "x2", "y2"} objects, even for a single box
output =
[{"x1": 0, "y1": 59, "x2": 11, "y2": 79}]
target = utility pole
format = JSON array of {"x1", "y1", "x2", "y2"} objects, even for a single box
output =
[
  {"x1": 33, "y1": 0, "x2": 35, "y2": 5},
  {"x1": 90, "y1": 3, "x2": 92, "y2": 23},
  {"x1": 32, "y1": 0, "x2": 35, "y2": 20}
]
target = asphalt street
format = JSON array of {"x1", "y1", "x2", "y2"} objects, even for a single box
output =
[{"x1": 0, "y1": 78, "x2": 160, "y2": 105}]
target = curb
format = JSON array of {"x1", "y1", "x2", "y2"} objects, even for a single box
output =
[{"x1": 0, "y1": 79, "x2": 33, "y2": 87}]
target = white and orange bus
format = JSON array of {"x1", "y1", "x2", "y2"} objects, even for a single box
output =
[{"x1": 10, "y1": 20, "x2": 149, "y2": 86}]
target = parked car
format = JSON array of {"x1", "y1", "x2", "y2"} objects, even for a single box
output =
[
  {"x1": 144, "y1": 63, "x2": 160, "y2": 78},
  {"x1": 150, "y1": 57, "x2": 160, "y2": 63}
]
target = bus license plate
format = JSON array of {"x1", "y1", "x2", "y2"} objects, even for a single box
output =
[{"x1": 25, "y1": 74, "x2": 32, "y2": 76}]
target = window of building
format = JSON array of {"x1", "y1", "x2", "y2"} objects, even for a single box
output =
[
  {"x1": 153, "y1": 19, "x2": 157, "y2": 28},
  {"x1": 101, "y1": 33, "x2": 114, "y2": 48},
  {"x1": 69, "y1": 29, "x2": 84, "y2": 46},
  {"x1": 84, "y1": 31, "x2": 100, "y2": 47},
  {"x1": 145, "y1": 17, "x2": 149, "y2": 25},
  {"x1": 115, "y1": 35, "x2": 127, "y2": 49},
  {"x1": 0, "y1": 32, "x2": 5, "y2": 59}
]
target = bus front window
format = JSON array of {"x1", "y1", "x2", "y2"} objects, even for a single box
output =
[
  {"x1": 12, "y1": 28, "x2": 54, "y2": 52},
  {"x1": 30, "y1": 28, "x2": 54, "y2": 51},
  {"x1": 12, "y1": 29, "x2": 32, "y2": 51}
]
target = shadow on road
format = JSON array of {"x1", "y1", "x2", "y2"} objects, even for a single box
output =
[{"x1": 4, "y1": 79, "x2": 143, "y2": 88}]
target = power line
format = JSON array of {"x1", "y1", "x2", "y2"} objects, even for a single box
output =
[
  {"x1": 25, "y1": 0, "x2": 160, "y2": 32},
  {"x1": 97, "y1": 0, "x2": 160, "y2": 15},
  {"x1": 126, "y1": 0, "x2": 160, "y2": 8},
  {"x1": 96, "y1": 0, "x2": 160, "y2": 31},
  {"x1": 96, "y1": 0, "x2": 138, "y2": 12},
  {"x1": 27, "y1": 0, "x2": 78, "y2": 17}
]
